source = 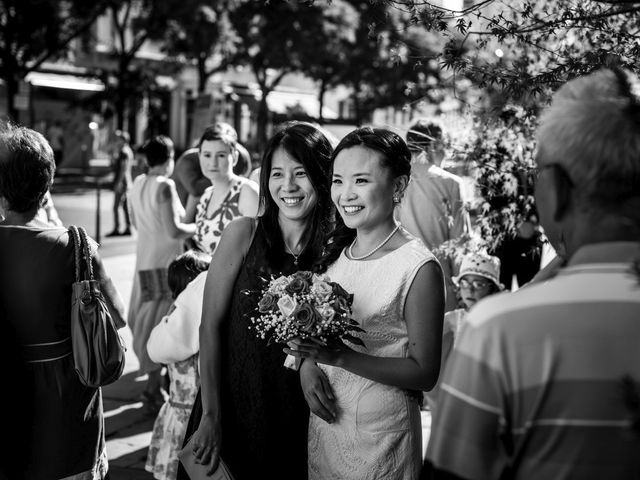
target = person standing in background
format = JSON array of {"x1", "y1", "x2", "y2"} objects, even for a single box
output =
[
  {"x1": 107, "y1": 130, "x2": 134, "y2": 237},
  {"x1": 47, "y1": 120, "x2": 64, "y2": 168},
  {"x1": 128, "y1": 135, "x2": 196, "y2": 414},
  {"x1": 396, "y1": 119, "x2": 470, "y2": 311}
]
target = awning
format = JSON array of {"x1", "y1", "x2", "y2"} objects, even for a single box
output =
[
  {"x1": 25, "y1": 72, "x2": 105, "y2": 92},
  {"x1": 266, "y1": 90, "x2": 338, "y2": 119}
]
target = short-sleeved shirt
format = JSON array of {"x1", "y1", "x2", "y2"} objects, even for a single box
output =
[{"x1": 427, "y1": 242, "x2": 640, "y2": 480}]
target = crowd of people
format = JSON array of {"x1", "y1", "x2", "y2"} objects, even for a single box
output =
[{"x1": 1, "y1": 67, "x2": 639, "y2": 480}]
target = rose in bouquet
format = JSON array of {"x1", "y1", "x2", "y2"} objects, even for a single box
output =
[{"x1": 249, "y1": 271, "x2": 364, "y2": 348}]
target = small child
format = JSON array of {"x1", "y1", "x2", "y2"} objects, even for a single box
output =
[
  {"x1": 446, "y1": 252, "x2": 504, "y2": 346},
  {"x1": 145, "y1": 250, "x2": 211, "y2": 480},
  {"x1": 425, "y1": 252, "x2": 504, "y2": 413}
]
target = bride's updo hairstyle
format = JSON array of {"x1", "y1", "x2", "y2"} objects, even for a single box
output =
[{"x1": 316, "y1": 126, "x2": 411, "y2": 273}]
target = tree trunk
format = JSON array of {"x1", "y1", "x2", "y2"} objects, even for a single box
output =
[
  {"x1": 318, "y1": 78, "x2": 327, "y2": 125},
  {"x1": 352, "y1": 83, "x2": 363, "y2": 126},
  {"x1": 5, "y1": 73, "x2": 18, "y2": 122},
  {"x1": 115, "y1": 89, "x2": 126, "y2": 130},
  {"x1": 197, "y1": 55, "x2": 207, "y2": 94},
  {"x1": 257, "y1": 92, "x2": 269, "y2": 152}
]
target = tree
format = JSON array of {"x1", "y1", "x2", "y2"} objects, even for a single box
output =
[
  {"x1": 297, "y1": 0, "x2": 359, "y2": 123},
  {"x1": 161, "y1": 0, "x2": 239, "y2": 94},
  {"x1": 230, "y1": 0, "x2": 346, "y2": 148},
  {"x1": 0, "y1": 0, "x2": 112, "y2": 121},
  {"x1": 328, "y1": 0, "x2": 444, "y2": 124},
  {"x1": 385, "y1": 0, "x2": 640, "y2": 102},
  {"x1": 104, "y1": 0, "x2": 174, "y2": 129}
]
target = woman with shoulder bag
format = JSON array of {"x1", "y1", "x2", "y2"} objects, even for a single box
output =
[{"x1": 0, "y1": 124, "x2": 126, "y2": 480}]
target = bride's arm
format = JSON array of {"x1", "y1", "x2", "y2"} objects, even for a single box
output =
[{"x1": 286, "y1": 261, "x2": 445, "y2": 392}]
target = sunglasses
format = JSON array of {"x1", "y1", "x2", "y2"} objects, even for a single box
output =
[{"x1": 459, "y1": 278, "x2": 492, "y2": 290}]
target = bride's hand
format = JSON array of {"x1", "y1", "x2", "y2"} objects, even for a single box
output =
[
  {"x1": 191, "y1": 413, "x2": 222, "y2": 475},
  {"x1": 284, "y1": 337, "x2": 351, "y2": 367},
  {"x1": 299, "y1": 360, "x2": 337, "y2": 423}
]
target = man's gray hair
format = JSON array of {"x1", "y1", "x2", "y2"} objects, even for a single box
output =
[{"x1": 537, "y1": 68, "x2": 640, "y2": 211}]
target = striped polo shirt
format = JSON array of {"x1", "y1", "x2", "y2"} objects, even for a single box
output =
[{"x1": 427, "y1": 242, "x2": 640, "y2": 480}]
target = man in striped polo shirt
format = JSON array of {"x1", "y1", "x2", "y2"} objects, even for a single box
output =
[{"x1": 425, "y1": 68, "x2": 640, "y2": 479}]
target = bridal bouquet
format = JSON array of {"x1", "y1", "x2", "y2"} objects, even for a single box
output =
[{"x1": 249, "y1": 271, "x2": 364, "y2": 347}]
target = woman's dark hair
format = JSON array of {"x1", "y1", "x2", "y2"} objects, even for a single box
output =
[
  {"x1": 143, "y1": 135, "x2": 174, "y2": 167},
  {"x1": 317, "y1": 126, "x2": 412, "y2": 272},
  {"x1": 167, "y1": 250, "x2": 211, "y2": 299},
  {"x1": 258, "y1": 121, "x2": 334, "y2": 270},
  {"x1": 0, "y1": 123, "x2": 55, "y2": 214}
]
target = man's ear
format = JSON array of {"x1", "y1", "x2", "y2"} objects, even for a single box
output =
[{"x1": 548, "y1": 164, "x2": 573, "y2": 222}]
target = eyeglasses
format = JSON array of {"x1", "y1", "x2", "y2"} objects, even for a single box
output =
[{"x1": 459, "y1": 278, "x2": 491, "y2": 290}]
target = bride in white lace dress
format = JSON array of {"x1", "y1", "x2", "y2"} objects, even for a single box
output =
[{"x1": 286, "y1": 127, "x2": 445, "y2": 480}]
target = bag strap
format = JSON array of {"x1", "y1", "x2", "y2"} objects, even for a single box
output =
[
  {"x1": 68, "y1": 225, "x2": 93, "y2": 282},
  {"x1": 77, "y1": 226, "x2": 94, "y2": 281}
]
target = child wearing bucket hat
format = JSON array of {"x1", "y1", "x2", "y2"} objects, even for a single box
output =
[
  {"x1": 448, "y1": 252, "x2": 504, "y2": 341},
  {"x1": 424, "y1": 252, "x2": 504, "y2": 412}
]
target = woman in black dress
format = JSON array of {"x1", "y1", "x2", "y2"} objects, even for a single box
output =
[{"x1": 179, "y1": 122, "x2": 334, "y2": 480}]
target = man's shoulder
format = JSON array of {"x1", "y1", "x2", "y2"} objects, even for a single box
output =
[{"x1": 465, "y1": 280, "x2": 560, "y2": 331}]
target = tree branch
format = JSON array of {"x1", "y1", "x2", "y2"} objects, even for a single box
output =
[{"x1": 26, "y1": 5, "x2": 110, "y2": 73}]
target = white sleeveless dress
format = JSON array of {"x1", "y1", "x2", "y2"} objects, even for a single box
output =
[{"x1": 308, "y1": 238, "x2": 437, "y2": 480}]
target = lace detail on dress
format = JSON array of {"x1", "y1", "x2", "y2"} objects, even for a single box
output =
[{"x1": 308, "y1": 239, "x2": 435, "y2": 480}]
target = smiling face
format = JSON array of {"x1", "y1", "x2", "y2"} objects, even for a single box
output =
[
  {"x1": 331, "y1": 146, "x2": 399, "y2": 231},
  {"x1": 199, "y1": 139, "x2": 236, "y2": 181},
  {"x1": 268, "y1": 147, "x2": 318, "y2": 223}
]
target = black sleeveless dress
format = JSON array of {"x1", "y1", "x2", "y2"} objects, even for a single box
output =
[{"x1": 179, "y1": 221, "x2": 309, "y2": 480}]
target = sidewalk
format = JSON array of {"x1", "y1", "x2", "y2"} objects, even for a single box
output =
[{"x1": 101, "y1": 240, "x2": 156, "y2": 479}]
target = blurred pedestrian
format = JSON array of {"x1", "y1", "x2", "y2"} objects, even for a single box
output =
[
  {"x1": 396, "y1": 119, "x2": 470, "y2": 311},
  {"x1": 146, "y1": 250, "x2": 211, "y2": 480},
  {"x1": 191, "y1": 124, "x2": 259, "y2": 255},
  {"x1": 47, "y1": 120, "x2": 64, "y2": 167},
  {"x1": 106, "y1": 129, "x2": 134, "y2": 237},
  {"x1": 426, "y1": 68, "x2": 640, "y2": 479},
  {"x1": 128, "y1": 135, "x2": 196, "y2": 413},
  {"x1": 179, "y1": 122, "x2": 334, "y2": 480},
  {"x1": 0, "y1": 123, "x2": 126, "y2": 480}
]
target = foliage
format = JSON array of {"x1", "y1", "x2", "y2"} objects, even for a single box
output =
[
  {"x1": 330, "y1": 0, "x2": 445, "y2": 123},
  {"x1": 102, "y1": 0, "x2": 178, "y2": 129},
  {"x1": 296, "y1": 0, "x2": 359, "y2": 122},
  {"x1": 385, "y1": 0, "x2": 640, "y2": 102},
  {"x1": 230, "y1": 0, "x2": 354, "y2": 147},
  {"x1": 0, "y1": 0, "x2": 112, "y2": 119},
  {"x1": 160, "y1": 0, "x2": 239, "y2": 93},
  {"x1": 436, "y1": 104, "x2": 539, "y2": 260}
]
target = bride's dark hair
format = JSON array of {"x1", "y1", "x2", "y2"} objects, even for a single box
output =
[
  {"x1": 316, "y1": 127, "x2": 411, "y2": 273},
  {"x1": 258, "y1": 121, "x2": 334, "y2": 270}
]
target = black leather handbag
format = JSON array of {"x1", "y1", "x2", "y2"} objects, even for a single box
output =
[{"x1": 69, "y1": 225, "x2": 125, "y2": 388}]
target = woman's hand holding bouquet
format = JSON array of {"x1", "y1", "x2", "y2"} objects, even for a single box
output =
[{"x1": 250, "y1": 271, "x2": 364, "y2": 368}]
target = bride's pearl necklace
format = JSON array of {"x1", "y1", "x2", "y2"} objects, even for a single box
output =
[{"x1": 348, "y1": 224, "x2": 401, "y2": 260}]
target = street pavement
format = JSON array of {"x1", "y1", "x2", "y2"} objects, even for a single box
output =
[{"x1": 51, "y1": 186, "x2": 432, "y2": 480}]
